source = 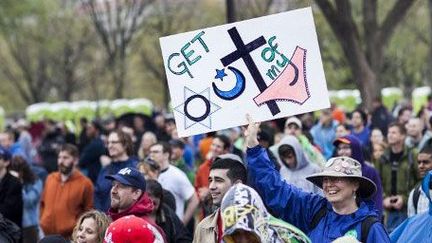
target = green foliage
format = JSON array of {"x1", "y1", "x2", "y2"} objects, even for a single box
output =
[{"x1": 382, "y1": 1, "x2": 430, "y2": 91}]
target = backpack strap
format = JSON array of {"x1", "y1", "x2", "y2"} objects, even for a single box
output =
[
  {"x1": 360, "y1": 216, "x2": 379, "y2": 243},
  {"x1": 310, "y1": 206, "x2": 327, "y2": 230},
  {"x1": 413, "y1": 184, "x2": 422, "y2": 214}
]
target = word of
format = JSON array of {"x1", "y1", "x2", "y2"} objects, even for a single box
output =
[{"x1": 261, "y1": 36, "x2": 289, "y2": 80}]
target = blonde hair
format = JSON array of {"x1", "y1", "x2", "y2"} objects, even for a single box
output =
[{"x1": 72, "y1": 210, "x2": 111, "y2": 243}]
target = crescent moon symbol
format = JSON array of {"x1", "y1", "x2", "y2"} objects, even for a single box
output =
[{"x1": 212, "y1": 66, "x2": 246, "y2": 100}]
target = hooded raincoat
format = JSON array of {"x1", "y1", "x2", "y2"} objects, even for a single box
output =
[
  {"x1": 270, "y1": 135, "x2": 322, "y2": 194},
  {"x1": 246, "y1": 145, "x2": 390, "y2": 243}
]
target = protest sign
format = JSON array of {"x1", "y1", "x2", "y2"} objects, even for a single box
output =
[{"x1": 160, "y1": 7, "x2": 329, "y2": 137}]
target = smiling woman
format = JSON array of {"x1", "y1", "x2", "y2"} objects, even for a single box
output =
[{"x1": 244, "y1": 115, "x2": 390, "y2": 243}]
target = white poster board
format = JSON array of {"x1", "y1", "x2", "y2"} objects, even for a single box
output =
[{"x1": 160, "y1": 7, "x2": 330, "y2": 137}]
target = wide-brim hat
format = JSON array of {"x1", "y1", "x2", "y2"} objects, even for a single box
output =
[{"x1": 306, "y1": 156, "x2": 376, "y2": 199}]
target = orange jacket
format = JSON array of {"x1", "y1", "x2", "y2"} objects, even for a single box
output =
[
  {"x1": 195, "y1": 159, "x2": 212, "y2": 190},
  {"x1": 40, "y1": 170, "x2": 94, "y2": 239},
  {"x1": 199, "y1": 137, "x2": 213, "y2": 160}
]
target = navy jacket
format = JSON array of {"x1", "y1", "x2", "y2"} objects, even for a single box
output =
[{"x1": 247, "y1": 146, "x2": 389, "y2": 243}]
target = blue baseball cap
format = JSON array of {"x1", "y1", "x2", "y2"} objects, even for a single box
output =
[
  {"x1": 0, "y1": 146, "x2": 11, "y2": 161},
  {"x1": 105, "y1": 167, "x2": 147, "y2": 191}
]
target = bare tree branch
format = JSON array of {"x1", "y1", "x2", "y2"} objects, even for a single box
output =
[
  {"x1": 379, "y1": 0, "x2": 416, "y2": 45},
  {"x1": 83, "y1": 0, "x2": 155, "y2": 98},
  {"x1": 315, "y1": 0, "x2": 417, "y2": 109},
  {"x1": 0, "y1": 54, "x2": 32, "y2": 103}
]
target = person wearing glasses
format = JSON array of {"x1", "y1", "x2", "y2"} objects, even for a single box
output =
[
  {"x1": 333, "y1": 135, "x2": 384, "y2": 219},
  {"x1": 94, "y1": 129, "x2": 138, "y2": 212}
]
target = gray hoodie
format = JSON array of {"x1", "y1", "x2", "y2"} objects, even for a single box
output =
[{"x1": 270, "y1": 135, "x2": 322, "y2": 194}]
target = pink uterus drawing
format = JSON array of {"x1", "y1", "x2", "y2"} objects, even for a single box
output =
[{"x1": 254, "y1": 46, "x2": 310, "y2": 107}]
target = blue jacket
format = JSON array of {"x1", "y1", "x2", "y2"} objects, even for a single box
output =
[
  {"x1": 390, "y1": 171, "x2": 432, "y2": 242},
  {"x1": 247, "y1": 146, "x2": 390, "y2": 243},
  {"x1": 351, "y1": 126, "x2": 371, "y2": 148},
  {"x1": 310, "y1": 121, "x2": 338, "y2": 160},
  {"x1": 22, "y1": 179, "x2": 43, "y2": 228},
  {"x1": 94, "y1": 158, "x2": 138, "y2": 212}
]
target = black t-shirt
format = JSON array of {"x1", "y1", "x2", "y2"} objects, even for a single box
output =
[
  {"x1": 389, "y1": 150, "x2": 403, "y2": 163},
  {"x1": 389, "y1": 150, "x2": 404, "y2": 195}
]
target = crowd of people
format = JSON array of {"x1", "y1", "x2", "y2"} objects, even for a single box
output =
[{"x1": 1, "y1": 96, "x2": 432, "y2": 242}]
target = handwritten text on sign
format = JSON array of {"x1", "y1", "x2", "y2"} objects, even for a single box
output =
[{"x1": 160, "y1": 7, "x2": 330, "y2": 137}]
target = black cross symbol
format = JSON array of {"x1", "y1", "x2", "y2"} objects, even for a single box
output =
[{"x1": 221, "y1": 27, "x2": 280, "y2": 115}]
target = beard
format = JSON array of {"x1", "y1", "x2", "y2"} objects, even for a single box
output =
[
  {"x1": 110, "y1": 196, "x2": 119, "y2": 208},
  {"x1": 59, "y1": 164, "x2": 74, "y2": 175}
]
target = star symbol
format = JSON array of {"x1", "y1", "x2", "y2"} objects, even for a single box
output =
[
  {"x1": 215, "y1": 68, "x2": 227, "y2": 81},
  {"x1": 174, "y1": 87, "x2": 221, "y2": 130}
]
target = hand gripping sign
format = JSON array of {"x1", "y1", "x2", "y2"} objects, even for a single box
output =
[{"x1": 160, "y1": 7, "x2": 330, "y2": 137}]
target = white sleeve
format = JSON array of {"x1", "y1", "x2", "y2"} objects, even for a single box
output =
[
  {"x1": 407, "y1": 188, "x2": 415, "y2": 217},
  {"x1": 178, "y1": 171, "x2": 195, "y2": 201}
]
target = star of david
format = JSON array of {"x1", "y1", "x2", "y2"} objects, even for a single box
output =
[{"x1": 174, "y1": 87, "x2": 221, "y2": 129}]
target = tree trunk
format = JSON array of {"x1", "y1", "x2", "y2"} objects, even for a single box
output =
[
  {"x1": 108, "y1": 54, "x2": 126, "y2": 99},
  {"x1": 343, "y1": 38, "x2": 378, "y2": 110},
  {"x1": 163, "y1": 76, "x2": 170, "y2": 110},
  {"x1": 354, "y1": 59, "x2": 377, "y2": 111},
  {"x1": 226, "y1": 0, "x2": 236, "y2": 23}
]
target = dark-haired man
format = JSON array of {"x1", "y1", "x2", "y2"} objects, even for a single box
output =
[
  {"x1": 407, "y1": 146, "x2": 432, "y2": 217},
  {"x1": 270, "y1": 135, "x2": 321, "y2": 194},
  {"x1": 351, "y1": 109, "x2": 371, "y2": 147},
  {"x1": 40, "y1": 144, "x2": 93, "y2": 239},
  {"x1": 379, "y1": 123, "x2": 419, "y2": 232},
  {"x1": 195, "y1": 135, "x2": 231, "y2": 208},
  {"x1": 193, "y1": 154, "x2": 247, "y2": 243}
]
